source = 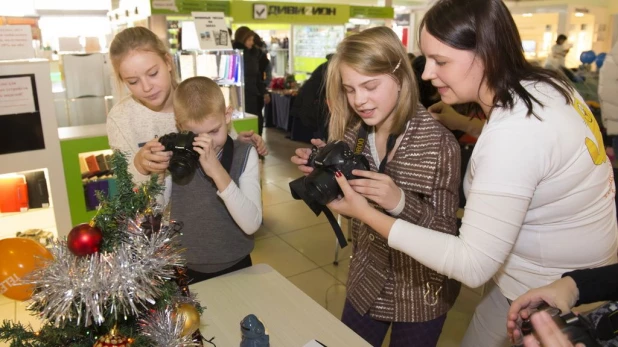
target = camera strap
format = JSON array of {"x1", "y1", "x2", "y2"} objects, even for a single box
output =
[
  {"x1": 220, "y1": 136, "x2": 234, "y2": 173},
  {"x1": 289, "y1": 177, "x2": 348, "y2": 248},
  {"x1": 356, "y1": 125, "x2": 397, "y2": 174}
]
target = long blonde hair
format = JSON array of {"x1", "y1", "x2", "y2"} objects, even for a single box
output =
[
  {"x1": 326, "y1": 27, "x2": 418, "y2": 142},
  {"x1": 109, "y1": 27, "x2": 179, "y2": 94}
]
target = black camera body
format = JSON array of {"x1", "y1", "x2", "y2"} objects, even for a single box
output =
[
  {"x1": 303, "y1": 140, "x2": 370, "y2": 205},
  {"x1": 518, "y1": 304, "x2": 599, "y2": 347},
  {"x1": 158, "y1": 131, "x2": 200, "y2": 185}
]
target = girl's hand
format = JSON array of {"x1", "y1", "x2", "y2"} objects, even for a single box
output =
[
  {"x1": 238, "y1": 130, "x2": 269, "y2": 156},
  {"x1": 135, "y1": 138, "x2": 172, "y2": 175},
  {"x1": 348, "y1": 169, "x2": 402, "y2": 211},
  {"x1": 327, "y1": 170, "x2": 371, "y2": 219},
  {"x1": 291, "y1": 138, "x2": 326, "y2": 175}
]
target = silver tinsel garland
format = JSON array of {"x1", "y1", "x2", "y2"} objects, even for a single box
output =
[
  {"x1": 26, "y1": 217, "x2": 185, "y2": 327},
  {"x1": 139, "y1": 306, "x2": 202, "y2": 347}
]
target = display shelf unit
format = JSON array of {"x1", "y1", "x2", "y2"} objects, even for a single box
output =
[
  {"x1": 0, "y1": 59, "x2": 71, "y2": 240},
  {"x1": 58, "y1": 124, "x2": 111, "y2": 226},
  {"x1": 175, "y1": 49, "x2": 247, "y2": 118}
]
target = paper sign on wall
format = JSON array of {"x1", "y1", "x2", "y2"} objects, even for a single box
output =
[
  {"x1": 0, "y1": 74, "x2": 45, "y2": 154},
  {"x1": 192, "y1": 12, "x2": 231, "y2": 50},
  {"x1": 0, "y1": 76, "x2": 36, "y2": 115},
  {"x1": 0, "y1": 25, "x2": 35, "y2": 61}
]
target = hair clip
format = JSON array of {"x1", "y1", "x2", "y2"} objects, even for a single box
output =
[{"x1": 392, "y1": 59, "x2": 402, "y2": 74}]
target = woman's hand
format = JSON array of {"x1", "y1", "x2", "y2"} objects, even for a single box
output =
[
  {"x1": 347, "y1": 169, "x2": 402, "y2": 211},
  {"x1": 238, "y1": 130, "x2": 269, "y2": 156},
  {"x1": 507, "y1": 276, "x2": 579, "y2": 344},
  {"x1": 522, "y1": 311, "x2": 584, "y2": 347},
  {"x1": 291, "y1": 138, "x2": 326, "y2": 175},
  {"x1": 327, "y1": 170, "x2": 371, "y2": 220},
  {"x1": 134, "y1": 138, "x2": 171, "y2": 175}
]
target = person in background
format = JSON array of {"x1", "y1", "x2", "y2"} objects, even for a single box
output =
[
  {"x1": 233, "y1": 27, "x2": 270, "y2": 136},
  {"x1": 545, "y1": 34, "x2": 570, "y2": 71},
  {"x1": 170, "y1": 76, "x2": 262, "y2": 283},
  {"x1": 291, "y1": 53, "x2": 333, "y2": 141},
  {"x1": 323, "y1": 0, "x2": 618, "y2": 346},
  {"x1": 106, "y1": 27, "x2": 267, "y2": 203},
  {"x1": 292, "y1": 27, "x2": 461, "y2": 347},
  {"x1": 253, "y1": 34, "x2": 272, "y2": 137},
  {"x1": 545, "y1": 34, "x2": 579, "y2": 82}
]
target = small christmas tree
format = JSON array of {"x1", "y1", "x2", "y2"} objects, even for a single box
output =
[{"x1": 0, "y1": 151, "x2": 205, "y2": 347}]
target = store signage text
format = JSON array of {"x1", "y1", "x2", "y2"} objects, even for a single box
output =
[{"x1": 253, "y1": 4, "x2": 338, "y2": 19}]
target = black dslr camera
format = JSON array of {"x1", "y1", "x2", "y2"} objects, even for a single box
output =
[
  {"x1": 296, "y1": 140, "x2": 370, "y2": 205},
  {"x1": 158, "y1": 131, "x2": 199, "y2": 185},
  {"x1": 516, "y1": 304, "x2": 599, "y2": 347}
]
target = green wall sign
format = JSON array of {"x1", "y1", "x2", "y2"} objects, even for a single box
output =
[
  {"x1": 150, "y1": 0, "x2": 231, "y2": 16},
  {"x1": 349, "y1": 6, "x2": 394, "y2": 19},
  {"x1": 232, "y1": 2, "x2": 349, "y2": 24}
]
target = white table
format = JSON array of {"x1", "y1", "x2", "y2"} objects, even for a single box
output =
[{"x1": 190, "y1": 263, "x2": 370, "y2": 347}]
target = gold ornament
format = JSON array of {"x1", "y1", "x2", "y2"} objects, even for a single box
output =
[
  {"x1": 93, "y1": 326, "x2": 132, "y2": 347},
  {"x1": 175, "y1": 303, "x2": 200, "y2": 336}
]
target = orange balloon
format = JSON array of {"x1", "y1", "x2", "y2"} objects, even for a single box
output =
[{"x1": 0, "y1": 238, "x2": 53, "y2": 301}]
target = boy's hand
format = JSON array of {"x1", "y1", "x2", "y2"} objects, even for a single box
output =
[{"x1": 192, "y1": 133, "x2": 223, "y2": 178}]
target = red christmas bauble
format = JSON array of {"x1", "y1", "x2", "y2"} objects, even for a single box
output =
[{"x1": 67, "y1": 223, "x2": 102, "y2": 256}]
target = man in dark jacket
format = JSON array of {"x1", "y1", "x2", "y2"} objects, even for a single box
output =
[{"x1": 291, "y1": 54, "x2": 333, "y2": 141}]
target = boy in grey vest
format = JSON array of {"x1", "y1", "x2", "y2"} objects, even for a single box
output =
[{"x1": 170, "y1": 76, "x2": 262, "y2": 283}]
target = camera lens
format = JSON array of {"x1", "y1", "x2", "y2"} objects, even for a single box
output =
[
  {"x1": 168, "y1": 151, "x2": 198, "y2": 185},
  {"x1": 305, "y1": 170, "x2": 340, "y2": 205}
]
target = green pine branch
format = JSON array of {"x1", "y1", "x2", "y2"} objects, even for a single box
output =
[
  {"x1": 1, "y1": 312, "x2": 154, "y2": 347},
  {"x1": 93, "y1": 150, "x2": 163, "y2": 252}
]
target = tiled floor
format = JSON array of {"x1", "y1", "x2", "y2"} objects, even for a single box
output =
[{"x1": 0, "y1": 128, "x2": 482, "y2": 347}]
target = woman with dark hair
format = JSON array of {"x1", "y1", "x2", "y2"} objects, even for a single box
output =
[
  {"x1": 324, "y1": 0, "x2": 618, "y2": 346},
  {"x1": 233, "y1": 26, "x2": 269, "y2": 134}
]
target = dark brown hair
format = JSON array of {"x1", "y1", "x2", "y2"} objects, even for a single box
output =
[
  {"x1": 420, "y1": 0, "x2": 573, "y2": 117},
  {"x1": 234, "y1": 26, "x2": 255, "y2": 46}
]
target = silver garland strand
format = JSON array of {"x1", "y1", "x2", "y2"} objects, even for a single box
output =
[
  {"x1": 26, "y1": 218, "x2": 185, "y2": 327},
  {"x1": 139, "y1": 305, "x2": 201, "y2": 347}
]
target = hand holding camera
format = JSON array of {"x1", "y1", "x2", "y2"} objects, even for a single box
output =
[
  {"x1": 347, "y1": 169, "x2": 402, "y2": 211},
  {"x1": 508, "y1": 276, "x2": 580, "y2": 343},
  {"x1": 192, "y1": 133, "x2": 224, "y2": 178},
  {"x1": 158, "y1": 131, "x2": 200, "y2": 185},
  {"x1": 291, "y1": 138, "x2": 327, "y2": 175},
  {"x1": 510, "y1": 303, "x2": 598, "y2": 347},
  {"x1": 135, "y1": 138, "x2": 172, "y2": 175}
]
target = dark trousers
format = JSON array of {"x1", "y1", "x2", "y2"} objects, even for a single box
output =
[
  {"x1": 185, "y1": 255, "x2": 252, "y2": 284},
  {"x1": 245, "y1": 94, "x2": 263, "y2": 136},
  {"x1": 341, "y1": 300, "x2": 447, "y2": 347}
]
